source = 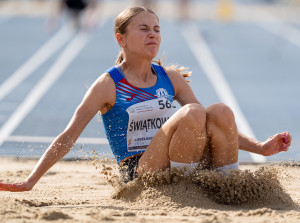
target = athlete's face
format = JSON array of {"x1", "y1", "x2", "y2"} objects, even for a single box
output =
[{"x1": 118, "y1": 12, "x2": 161, "y2": 60}]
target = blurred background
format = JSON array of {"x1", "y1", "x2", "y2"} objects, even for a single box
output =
[{"x1": 0, "y1": 0, "x2": 299, "y2": 163}]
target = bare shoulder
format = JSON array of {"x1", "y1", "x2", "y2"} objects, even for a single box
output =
[
  {"x1": 161, "y1": 66, "x2": 198, "y2": 105},
  {"x1": 81, "y1": 72, "x2": 116, "y2": 113},
  {"x1": 163, "y1": 66, "x2": 186, "y2": 82},
  {"x1": 96, "y1": 72, "x2": 115, "y2": 85},
  {"x1": 94, "y1": 72, "x2": 115, "y2": 96},
  {"x1": 91, "y1": 72, "x2": 115, "y2": 94},
  {"x1": 162, "y1": 66, "x2": 190, "y2": 95}
]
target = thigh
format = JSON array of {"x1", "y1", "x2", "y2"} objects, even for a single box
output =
[
  {"x1": 137, "y1": 109, "x2": 181, "y2": 172},
  {"x1": 137, "y1": 103, "x2": 206, "y2": 173}
]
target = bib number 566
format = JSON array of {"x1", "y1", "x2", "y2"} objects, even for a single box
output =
[{"x1": 158, "y1": 99, "x2": 174, "y2": 109}]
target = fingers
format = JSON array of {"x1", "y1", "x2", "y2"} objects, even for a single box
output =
[
  {"x1": 280, "y1": 132, "x2": 292, "y2": 151},
  {"x1": 0, "y1": 182, "x2": 28, "y2": 192},
  {"x1": 0, "y1": 182, "x2": 16, "y2": 192}
]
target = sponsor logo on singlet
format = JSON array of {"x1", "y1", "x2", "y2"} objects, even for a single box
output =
[{"x1": 156, "y1": 88, "x2": 169, "y2": 99}]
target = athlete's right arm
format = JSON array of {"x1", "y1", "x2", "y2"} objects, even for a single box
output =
[{"x1": 0, "y1": 73, "x2": 116, "y2": 192}]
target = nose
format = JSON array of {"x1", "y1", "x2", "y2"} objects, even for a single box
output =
[{"x1": 148, "y1": 30, "x2": 158, "y2": 38}]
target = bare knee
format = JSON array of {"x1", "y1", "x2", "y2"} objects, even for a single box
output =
[
  {"x1": 206, "y1": 103, "x2": 236, "y2": 129},
  {"x1": 169, "y1": 103, "x2": 207, "y2": 163},
  {"x1": 180, "y1": 103, "x2": 206, "y2": 129},
  {"x1": 205, "y1": 103, "x2": 238, "y2": 167}
]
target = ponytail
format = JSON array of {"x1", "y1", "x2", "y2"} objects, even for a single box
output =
[
  {"x1": 115, "y1": 51, "x2": 124, "y2": 65},
  {"x1": 154, "y1": 58, "x2": 192, "y2": 82}
]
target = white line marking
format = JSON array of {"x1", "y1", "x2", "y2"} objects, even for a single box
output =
[
  {"x1": 0, "y1": 31, "x2": 91, "y2": 146},
  {"x1": 254, "y1": 10, "x2": 300, "y2": 48},
  {"x1": 181, "y1": 23, "x2": 266, "y2": 163},
  {"x1": 0, "y1": 24, "x2": 73, "y2": 102},
  {"x1": 6, "y1": 135, "x2": 108, "y2": 145}
]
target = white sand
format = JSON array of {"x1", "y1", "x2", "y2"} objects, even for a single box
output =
[{"x1": 1, "y1": 157, "x2": 300, "y2": 222}]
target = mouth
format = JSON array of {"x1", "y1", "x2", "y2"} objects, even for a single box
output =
[{"x1": 146, "y1": 42, "x2": 158, "y2": 46}]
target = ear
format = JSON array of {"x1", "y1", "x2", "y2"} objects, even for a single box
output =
[{"x1": 116, "y1": 33, "x2": 125, "y2": 47}]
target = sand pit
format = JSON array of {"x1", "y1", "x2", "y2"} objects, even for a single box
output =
[{"x1": 1, "y1": 157, "x2": 300, "y2": 222}]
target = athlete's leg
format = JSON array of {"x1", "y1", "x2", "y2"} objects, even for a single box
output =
[
  {"x1": 206, "y1": 103, "x2": 239, "y2": 168},
  {"x1": 137, "y1": 103, "x2": 207, "y2": 174}
]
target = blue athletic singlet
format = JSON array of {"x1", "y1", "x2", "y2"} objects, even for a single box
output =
[{"x1": 101, "y1": 64, "x2": 178, "y2": 163}]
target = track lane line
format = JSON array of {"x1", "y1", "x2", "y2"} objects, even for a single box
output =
[
  {"x1": 249, "y1": 9, "x2": 300, "y2": 48},
  {"x1": 6, "y1": 135, "x2": 108, "y2": 145},
  {"x1": 0, "y1": 31, "x2": 91, "y2": 146},
  {"x1": 0, "y1": 24, "x2": 74, "y2": 102},
  {"x1": 181, "y1": 23, "x2": 266, "y2": 163}
]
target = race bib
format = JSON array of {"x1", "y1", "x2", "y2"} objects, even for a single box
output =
[{"x1": 126, "y1": 98, "x2": 177, "y2": 152}]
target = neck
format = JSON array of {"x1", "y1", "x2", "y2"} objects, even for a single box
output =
[{"x1": 120, "y1": 57, "x2": 154, "y2": 83}]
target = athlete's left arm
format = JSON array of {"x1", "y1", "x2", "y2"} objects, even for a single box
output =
[
  {"x1": 164, "y1": 67, "x2": 292, "y2": 156},
  {"x1": 238, "y1": 131, "x2": 292, "y2": 156},
  {"x1": 164, "y1": 67, "x2": 202, "y2": 106}
]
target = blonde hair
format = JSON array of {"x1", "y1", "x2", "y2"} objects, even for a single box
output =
[
  {"x1": 114, "y1": 7, "x2": 191, "y2": 80},
  {"x1": 155, "y1": 58, "x2": 192, "y2": 82}
]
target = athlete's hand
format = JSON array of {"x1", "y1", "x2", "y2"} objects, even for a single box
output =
[
  {"x1": 259, "y1": 132, "x2": 292, "y2": 156},
  {"x1": 0, "y1": 181, "x2": 33, "y2": 192}
]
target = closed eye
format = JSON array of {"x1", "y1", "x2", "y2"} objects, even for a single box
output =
[{"x1": 139, "y1": 24, "x2": 160, "y2": 33}]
